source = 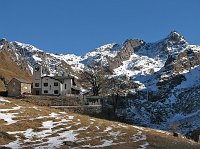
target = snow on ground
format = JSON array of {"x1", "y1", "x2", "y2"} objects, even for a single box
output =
[
  {"x1": 0, "y1": 112, "x2": 18, "y2": 125},
  {"x1": 117, "y1": 124, "x2": 128, "y2": 128},
  {"x1": 1, "y1": 100, "x2": 150, "y2": 149},
  {"x1": 5, "y1": 138, "x2": 21, "y2": 149},
  {"x1": 49, "y1": 112, "x2": 59, "y2": 117},
  {"x1": 175, "y1": 65, "x2": 200, "y2": 89},
  {"x1": 32, "y1": 55, "x2": 42, "y2": 62},
  {"x1": 0, "y1": 97, "x2": 10, "y2": 103},
  {"x1": 83, "y1": 43, "x2": 119, "y2": 59},
  {"x1": 132, "y1": 125, "x2": 145, "y2": 131},
  {"x1": 108, "y1": 131, "x2": 121, "y2": 137},
  {"x1": 113, "y1": 52, "x2": 164, "y2": 78},
  {"x1": 138, "y1": 142, "x2": 149, "y2": 149},
  {"x1": 104, "y1": 126, "x2": 113, "y2": 132},
  {"x1": 0, "y1": 102, "x2": 22, "y2": 125},
  {"x1": 49, "y1": 53, "x2": 84, "y2": 71},
  {"x1": 12, "y1": 41, "x2": 43, "y2": 52},
  {"x1": 132, "y1": 131, "x2": 147, "y2": 142},
  {"x1": 0, "y1": 105, "x2": 21, "y2": 112},
  {"x1": 68, "y1": 115, "x2": 74, "y2": 119},
  {"x1": 5, "y1": 111, "x2": 79, "y2": 149},
  {"x1": 154, "y1": 129, "x2": 171, "y2": 135},
  {"x1": 81, "y1": 43, "x2": 121, "y2": 66}
]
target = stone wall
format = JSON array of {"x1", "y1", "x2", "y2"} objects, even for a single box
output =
[{"x1": 7, "y1": 79, "x2": 21, "y2": 97}]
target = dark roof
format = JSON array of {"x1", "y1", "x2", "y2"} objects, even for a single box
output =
[
  {"x1": 86, "y1": 96, "x2": 102, "y2": 99},
  {"x1": 71, "y1": 86, "x2": 80, "y2": 91},
  {"x1": 13, "y1": 78, "x2": 31, "y2": 84},
  {"x1": 42, "y1": 75, "x2": 73, "y2": 83},
  {"x1": 53, "y1": 75, "x2": 74, "y2": 81}
]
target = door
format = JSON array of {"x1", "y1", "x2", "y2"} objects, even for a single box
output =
[{"x1": 36, "y1": 90, "x2": 39, "y2": 95}]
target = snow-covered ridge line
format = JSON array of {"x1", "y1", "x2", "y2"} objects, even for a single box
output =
[
  {"x1": 5, "y1": 30, "x2": 200, "y2": 81},
  {"x1": 11, "y1": 41, "x2": 44, "y2": 52}
]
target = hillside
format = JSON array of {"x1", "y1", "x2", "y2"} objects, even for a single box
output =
[
  {"x1": 0, "y1": 39, "x2": 31, "y2": 90},
  {"x1": 0, "y1": 97, "x2": 199, "y2": 149}
]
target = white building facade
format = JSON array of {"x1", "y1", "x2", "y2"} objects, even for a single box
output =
[{"x1": 32, "y1": 64, "x2": 77, "y2": 96}]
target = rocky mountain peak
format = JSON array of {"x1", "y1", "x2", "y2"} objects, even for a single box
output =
[
  {"x1": 166, "y1": 30, "x2": 188, "y2": 45},
  {"x1": 0, "y1": 38, "x2": 13, "y2": 51},
  {"x1": 123, "y1": 39, "x2": 145, "y2": 47},
  {"x1": 11, "y1": 41, "x2": 43, "y2": 53},
  {"x1": 0, "y1": 38, "x2": 8, "y2": 45},
  {"x1": 122, "y1": 39, "x2": 145, "y2": 54},
  {"x1": 95, "y1": 43, "x2": 116, "y2": 51}
]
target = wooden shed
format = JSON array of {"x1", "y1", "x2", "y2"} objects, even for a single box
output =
[{"x1": 7, "y1": 78, "x2": 32, "y2": 97}]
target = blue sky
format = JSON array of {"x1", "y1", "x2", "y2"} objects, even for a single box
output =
[{"x1": 0, "y1": 0, "x2": 200, "y2": 55}]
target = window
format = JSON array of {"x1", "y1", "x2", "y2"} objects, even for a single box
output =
[
  {"x1": 54, "y1": 90, "x2": 59, "y2": 94},
  {"x1": 34, "y1": 66, "x2": 40, "y2": 71},
  {"x1": 35, "y1": 83, "x2": 39, "y2": 87},
  {"x1": 44, "y1": 83, "x2": 48, "y2": 87},
  {"x1": 44, "y1": 90, "x2": 48, "y2": 94},
  {"x1": 54, "y1": 82, "x2": 58, "y2": 86},
  {"x1": 65, "y1": 84, "x2": 67, "y2": 89}
]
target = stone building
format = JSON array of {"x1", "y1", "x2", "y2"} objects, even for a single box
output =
[{"x1": 7, "y1": 78, "x2": 32, "y2": 97}]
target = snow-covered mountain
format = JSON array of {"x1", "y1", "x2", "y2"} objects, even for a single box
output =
[
  {"x1": 10, "y1": 42, "x2": 122, "y2": 76},
  {"x1": 1, "y1": 30, "x2": 200, "y2": 140}
]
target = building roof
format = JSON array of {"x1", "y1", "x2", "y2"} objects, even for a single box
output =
[
  {"x1": 53, "y1": 75, "x2": 74, "y2": 81},
  {"x1": 71, "y1": 86, "x2": 80, "y2": 91},
  {"x1": 12, "y1": 78, "x2": 32, "y2": 84},
  {"x1": 42, "y1": 75, "x2": 73, "y2": 83}
]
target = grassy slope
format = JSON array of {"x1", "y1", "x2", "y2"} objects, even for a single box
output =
[
  {"x1": 0, "y1": 80, "x2": 6, "y2": 91},
  {"x1": 0, "y1": 97, "x2": 199, "y2": 149},
  {"x1": 0, "y1": 50, "x2": 31, "y2": 90}
]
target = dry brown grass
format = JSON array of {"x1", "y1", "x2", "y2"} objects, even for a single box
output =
[
  {"x1": 0, "y1": 131, "x2": 16, "y2": 145},
  {"x1": 0, "y1": 119, "x2": 6, "y2": 125},
  {"x1": 52, "y1": 124, "x2": 71, "y2": 132},
  {"x1": 0, "y1": 80, "x2": 6, "y2": 91},
  {"x1": 1, "y1": 119, "x2": 42, "y2": 132},
  {"x1": 0, "y1": 102, "x2": 16, "y2": 109},
  {"x1": 146, "y1": 132, "x2": 200, "y2": 149},
  {"x1": 0, "y1": 50, "x2": 32, "y2": 92},
  {"x1": 0, "y1": 97, "x2": 200, "y2": 149}
]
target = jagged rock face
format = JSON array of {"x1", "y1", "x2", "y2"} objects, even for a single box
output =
[
  {"x1": 165, "y1": 47, "x2": 200, "y2": 73},
  {"x1": 160, "y1": 31, "x2": 188, "y2": 56},
  {"x1": 107, "y1": 39, "x2": 144, "y2": 70},
  {"x1": 168, "y1": 31, "x2": 187, "y2": 43},
  {"x1": 175, "y1": 86, "x2": 200, "y2": 114},
  {"x1": 0, "y1": 38, "x2": 13, "y2": 50}
]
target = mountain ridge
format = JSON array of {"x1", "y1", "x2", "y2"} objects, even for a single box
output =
[{"x1": 1, "y1": 31, "x2": 200, "y2": 140}]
